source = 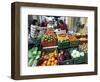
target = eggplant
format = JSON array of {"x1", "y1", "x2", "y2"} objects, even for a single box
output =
[
  {"x1": 58, "y1": 50, "x2": 71, "y2": 62},
  {"x1": 64, "y1": 51, "x2": 71, "y2": 60},
  {"x1": 58, "y1": 54, "x2": 65, "y2": 62}
]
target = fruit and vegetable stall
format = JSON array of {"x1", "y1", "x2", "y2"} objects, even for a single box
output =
[{"x1": 28, "y1": 28, "x2": 88, "y2": 66}]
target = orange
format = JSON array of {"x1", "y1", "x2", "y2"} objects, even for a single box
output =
[
  {"x1": 43, "y1": 60, "x2": 47, "y2": 64},
  {"x1": 54, "y1": 60, "x2": 58, "y2": 64},
  {"x1": 41, "y1": 64, "x2": 46, "y2": 66},
  {"x1": 47, "y1": 61, "x2": 51, "y2": 66},
  {"x1": 51, "y1": 62, "x2": 55, "y2": 66},
  {"x1": 51, "y1": 57, "x2": 55, "y2": 62}
]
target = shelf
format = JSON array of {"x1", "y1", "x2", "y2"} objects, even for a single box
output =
[
  {"x1": 79, "y1": 40, "x2": 88, "y2": 44},
  {"x1": 75, "y1": 34, "x2": 88, "y2": 39},
  {"x1": 43, "y1": 46, "x2": 58, "y2": 49}
]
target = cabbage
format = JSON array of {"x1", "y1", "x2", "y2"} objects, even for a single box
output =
[
  {"x1": 76, "y1": 51, "x2": 80, "y2": 57},
  {"x1": 28, "y1": 50, "x2": 33, "y2": 58},
  {"x1": 80, "y1": 52, "x2": 85, "y2": 56},
  {"x1": 28, "y1": 58, "x2": 34, "y2": 66},
  {"x1": 71, "y1": 50, "x2": 80, "y2": 58}
]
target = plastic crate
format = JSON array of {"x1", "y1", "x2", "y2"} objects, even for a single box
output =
[
  {"x1": 59, "y1": 53, "x2": 87, "y2": 65},
  {"x1": 73, "y1": 54, "x2": 87, "y2": 64},
  {"x1": 58, "y1": 41, "x2": 70, "y2": 49},
  {"x1": 70, "y1": 40, "x2": 80, "y2": 47},
  {"x1": 41, "y1": 41, "x2": 57, "y2": 47},
  {"x1": 59, "y1": 59, "x2": 74, "y2": 65}
]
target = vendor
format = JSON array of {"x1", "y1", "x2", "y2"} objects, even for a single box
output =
[
  {"x1": 41, "y1": 18, "x2": 48, "y2": 27},
  {"x1": 58, "y1": 20, "x2": 68, "y2": 32}
]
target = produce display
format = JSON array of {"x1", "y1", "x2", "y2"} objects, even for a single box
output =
[
  {"x1": 28, "y1": 47, "x2": 41, "y2": 66},
  {"x1": 79, "y1": 43, "x2": 88, "y2": 53},
  {"x1": 58, "y1": 40, "x2": 69, "y2": 49},
  {"x1": 57, "y1": 34, "x2": 69, "y2": 42},
  {"x1": 41, "y1": 30, "x2": 58, "y2": 47},
  {"x1": 68, "y1": 35, "x2": 78, "y2": 41},
  {"x1": 28, "y1": 16, "x2": 88, "y2": 66},
  {"x1": 71, "y1": 49, "x2": 85, "y2": 58},
  {"x1": 28, "y1": 30, "x2": 88, "y2": 66},
  {"x1": 79, "y1": 37, "x2": 87, "y2": 41},
  {"x1": 58, "y1": 50, "x2": 72, "y2": 63},
  {"x1": 58, "y1": 48, "x2": 87, "y2": 65},
  {"x1": 39, "y1": 49, "x2": 58, "y2": 66},
  {"x1": 71, "y1": 49, "x2": 87, "y2": 64}
]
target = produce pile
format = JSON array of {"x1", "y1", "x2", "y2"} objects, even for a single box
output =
[
  {"x1": 79, "y1": 43, "x2": 88, "y2": 53},
  {"x1": 57, "y1": 34, "x2": 69, "y2": 42},
  {"x1": 70, "y1": 49, "x2": 85, "y2": 58},
  {"x1": 68, "y1": 35, "x2": 78, "y2": 41},
  {"x1": 28, "y1": 47, "x2": 41, "y2": 66},
  {"x1": 28, "y1": 29, "x2": 88, "y2": 66},
  {"x1": 41, "y1": 30, "x2": 57, "y2": 47},
  {"x1": 28, "y1": 48, "x2": 87, "y2": 66},
  {"x1": 39, "y1": 50, "x2": 58, "y2": 66}
]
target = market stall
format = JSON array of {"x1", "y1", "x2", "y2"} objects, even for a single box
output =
[{"x1": 28, "y1": 16, "x2": 88, "y2": 66}]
